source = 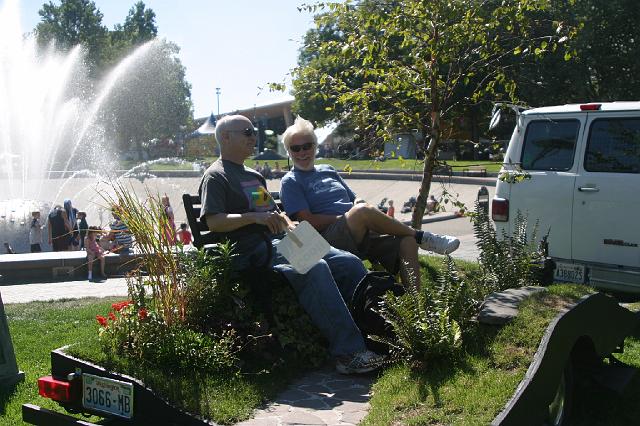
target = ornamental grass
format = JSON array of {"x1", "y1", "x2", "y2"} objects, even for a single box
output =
[{"x1": 99, "y1": 181, "x2": 185, "y2": 327}]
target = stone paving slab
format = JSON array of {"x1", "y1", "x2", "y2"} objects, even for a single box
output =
[{"x1": 236, "y1": 367, "x2": 375, "y2": 426}]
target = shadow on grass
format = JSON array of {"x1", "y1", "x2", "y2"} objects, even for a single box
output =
[
  {"x1": 405, "y1": 322, "x2": 502, "y2": 406},
  {"x1": 560, "y1": 322, "x2": 640, "y2": 425},
  {"x1": 0, "y1": 384, "x2": 18, "y2": 416}
]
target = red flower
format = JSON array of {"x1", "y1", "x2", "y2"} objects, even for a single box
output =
[
  {"x1": 96, "y1": 315, "x2": 108, "y2": 327},
  {"x1": 108, "y1": 312, "x2": 117, "y2": 321},
  {"x1": 138, "y1": 308, "x2": 148, "y2": 321},
  {"x1": 111, "y1": 301, "x2": 132, "y2": 312}
]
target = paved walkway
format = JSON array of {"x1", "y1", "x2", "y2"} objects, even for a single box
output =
[
  {"x1": 237, "y1": 368, "x2": 376, "y2": 426},
  {"x1": 1, "y1": 277, "x2": 128, "y2": 304}
]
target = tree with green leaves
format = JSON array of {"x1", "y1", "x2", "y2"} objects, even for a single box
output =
[
  {"x1": 102, "y1": 39, "x2": 193, "y2": 157},
  {"x1": 35, "y1": 0, "x2": 109, "y2": 72},
  {"x1": 514, "y1": 0, "x2": 640, "y2": 106},
  {"x1": 293, "y1": 0, "x2": 571, "y2": 228},
  {"x1": 109, "y1": 1, "x2": 157, "y2": 57}
]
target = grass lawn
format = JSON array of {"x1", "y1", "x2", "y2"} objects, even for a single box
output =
[
  {"x1": 362, "y1": 277, "x2": 640, "y2": 425},
  {"x1": 0, "y1": 298, "x2": 119, "y2": 425},
  {"x1": 3, "y1": 265, "x2": 636, "y2": 425},
  {"x1": 120, "y1": 157, "x2": 503, "y2": 173},
  {"x1": 0, "y1": 297, "x2": 306, "y2": 425}
]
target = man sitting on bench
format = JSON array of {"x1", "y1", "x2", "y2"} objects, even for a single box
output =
[{"x1": 199, "y1": 114, "x2": 384, "y2": 375}]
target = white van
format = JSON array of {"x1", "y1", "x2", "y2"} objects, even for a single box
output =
[{"x1": 491, "y1": 102, "x2": 640, "y2": 292}]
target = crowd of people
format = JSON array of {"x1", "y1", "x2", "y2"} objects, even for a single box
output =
[
  {"x1": 253, "y1": 161, "x2": 283, "y2": 179},
  {"x1": 11, "y1": 196, "x2": 194, "y2": 282}
]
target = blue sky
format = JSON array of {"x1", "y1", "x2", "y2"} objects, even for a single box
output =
[{"x1": 14, "y1": 0, "x2": 316, "y2": 119}]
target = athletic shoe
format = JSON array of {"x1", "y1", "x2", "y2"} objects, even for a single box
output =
[
  {"x1": 419, "y1": 232, "x2": 460, "y2": 255},
  {"x1": 335, "y1": 350, "x2": 385, "y2": 375}
]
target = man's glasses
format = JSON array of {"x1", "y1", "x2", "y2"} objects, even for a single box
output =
[
  {"x1": 229, "y1": 127, "x2": 257, "y2": 137},
  {"x1": 289, "y1": 142, "x2": 314, "y2": 153}
]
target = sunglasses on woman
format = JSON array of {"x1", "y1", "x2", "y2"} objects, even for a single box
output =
[
  {"x1": 289, "y1": 142, "x2": 314, "y2": 153},
  {"x1": 230, "y1": 127, "x2": 257, "y2": 137}
]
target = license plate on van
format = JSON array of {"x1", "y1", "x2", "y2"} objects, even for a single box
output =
[
  {"x1": 83, "y1": 374, "x2": 133, "y2": 419},
  {"x1": 554, "y1": 262, "x2": 586, "y2": 284}
]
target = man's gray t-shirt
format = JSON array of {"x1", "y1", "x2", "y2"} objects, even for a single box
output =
[{"x1": 199, "y1": 159, "x2": 278, "y2": 255}]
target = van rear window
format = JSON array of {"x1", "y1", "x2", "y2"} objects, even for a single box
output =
[
  {"x1": 521, "y1": 120, "x2": 580, "y2": 171},
  {"x1": 585, "y1": 118, "x2": 640, "y2": 173}
]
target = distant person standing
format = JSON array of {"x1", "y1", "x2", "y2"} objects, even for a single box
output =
[
  {"x1": 64, "y1": 199, "x2": 79, "y2": 250},
  {"x1": 29, "y1": 211, "x2": 43, "y2": 252},
  {"x1": 161, "y1": 195, "x2": 176, "y2": 244},
  {"x1": 48, "y1": 205, "x2": 71, "y2": 252},
  {"x1": 176, "y1": 223, "x2": 192, "y2": 245},
  {"x1": 262, "y1": 162, "x2": 272, "y2": 179},
  {"x1": 85, "y1": 226, "x2": 106, "y2": 281},
  {"x1": 77, "y1": 211, "x2": 89, "y2": 249},
  {"x1": 254, "y1": 161, "x2": 263, "y2": 175},
  {"x1": 386, "y1": 200, "x2": 395, "y2": 218}
]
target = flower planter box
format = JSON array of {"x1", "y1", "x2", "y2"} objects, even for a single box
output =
[{"x1": 22, "y1": 347, "x2": 211, "y2": 425}]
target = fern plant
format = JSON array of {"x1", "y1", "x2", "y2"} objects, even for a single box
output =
[
  {"x1": 472, "y1": 201, "x2": 547, "y2": 291},
  {"x1": 375, "y1": 255, "x2": 482, "y2": 365}
]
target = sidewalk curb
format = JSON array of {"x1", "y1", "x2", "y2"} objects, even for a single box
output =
[
  {"x1": 411, "y1": 213, "x2": 459, "y2": 225},
  {"x1": 338, "y1": 171, "x2": 496, "y2": 186}
]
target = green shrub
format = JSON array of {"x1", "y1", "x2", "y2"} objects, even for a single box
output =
[
  {"x1": 375, "y1": 256, "x2": 477, "y2": 366},
  {"x1": 97, "y1": 300, "x2": 239, "y2": 374},
  {"x1": 472, "y1": 201, "x2": 547, "y2": 290}
]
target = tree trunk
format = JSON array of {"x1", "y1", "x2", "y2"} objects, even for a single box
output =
[
  {"x1": 411, "y1": 115, "x2": 441, "y2": 229},
  {"x1": 412, "y1": 32, "x2": 441, "y2": 229}
]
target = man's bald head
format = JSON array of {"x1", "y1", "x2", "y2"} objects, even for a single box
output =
[
  {"x1": 215, "y1": 115, "x2": 254, "y2": 145},
  {"x1": 214, "y1": 114, "x2": 258, "y2": 163}
]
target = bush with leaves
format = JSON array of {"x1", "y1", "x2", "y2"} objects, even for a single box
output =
[
  {"x1": 97, "y1": 299, "x2": 238, "y2": 373},
  {"x1": 95, "y1": 183, "x2": 332, "y2": 373},
  {"x1": 181, "y1": 247, "x2": 328, "y2": 367},
  {"x1": 376, "y1": 256, "x2": 480, "y2": 365},
  {"x1": 472, "y1": 201, "x2": 547, "y2": 291}
]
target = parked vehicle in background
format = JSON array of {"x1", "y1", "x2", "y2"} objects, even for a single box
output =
[{"x1": 491, "y1": 102, "x2": 640, "y2": 293}]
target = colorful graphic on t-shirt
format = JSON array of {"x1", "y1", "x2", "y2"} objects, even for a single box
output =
[
  {"x1": 309, "y1": 177, "x2": 345, "y2": 194},
  {"x1": 241, "y1": 180, "x2": 275, "y2": 212}
]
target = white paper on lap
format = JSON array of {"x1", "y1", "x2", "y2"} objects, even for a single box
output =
[{"x1": 276, "y1": 220, "x2": 330, "y2": 274}]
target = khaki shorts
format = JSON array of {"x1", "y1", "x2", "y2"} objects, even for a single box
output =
[{"x1": 322, "y1": 216, "x2": 401, "y2": 274}]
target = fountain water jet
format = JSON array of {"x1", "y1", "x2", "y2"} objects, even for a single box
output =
[{"x1": 0, "y1": 0, "x2": 190, "y2": 253}]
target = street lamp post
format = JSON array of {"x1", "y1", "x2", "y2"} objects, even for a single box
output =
[{"x1": 215, "y1": 87, "x2": 221, "y2": 116}]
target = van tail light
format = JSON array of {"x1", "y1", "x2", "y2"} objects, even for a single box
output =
[
  {"x1": 580, "y1": 103, "x2": 601, "y2": 111},
  {"x1": 492, "y1": 198, "x2": 509, "y2": 222},
  {"x1": 38, "y1": 376, "x2": 76, "y2": 403}
]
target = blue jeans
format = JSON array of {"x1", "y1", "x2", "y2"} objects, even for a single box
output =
[{"x1": 237, "y1": 238, "x2": 368, "y2": 357}]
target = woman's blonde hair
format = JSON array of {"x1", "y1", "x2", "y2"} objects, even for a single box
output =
[{"x1": 282, "y1": 116, "x2": 317, "y2": 150}]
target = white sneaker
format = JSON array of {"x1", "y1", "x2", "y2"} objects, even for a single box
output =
[
  {"x1": 419, "y1": 232, "x2": 460, "y2": 255},
  {"x1": 336, "y1": 350, "x2": 385, "y2": 375}
]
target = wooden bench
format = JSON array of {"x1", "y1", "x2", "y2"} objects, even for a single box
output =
[
  {"x1": 433, "y1": 164, "x2": 453, "y2": 176},
  {"x1": 182, "y1": 192, "x2": 282, "y2": 250},
  {"x1": 463, "y1": 165, "x2": 487, "y2": 177}
]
